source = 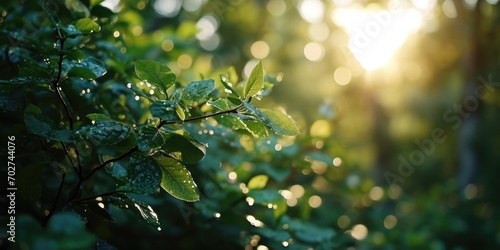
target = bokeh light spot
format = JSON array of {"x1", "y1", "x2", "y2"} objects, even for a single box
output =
[
  {"x1": 334, "y1": 67, "x2": 352, "y2": 85},
  {"x1": 308, "y1": 195, "x2": 322, "y2": 208},
  {"x1": 351, "y1": 224, "x2": 368, "y2": 240},
  {"x1": 250, "y1": 41, "x2": 270, "y2": 59},
  {"x1": 304, "y1": 42, "x2": 325, "y2": 61},
  {"x1": 299, "y1": 0, "x2": 324, "y2": 23},
  {"x1": 267, "y1": 0, "x2": 287, "y2": 16},
  {"x1": 383, "y1": 215, "x2": 397, "y2": 229}
]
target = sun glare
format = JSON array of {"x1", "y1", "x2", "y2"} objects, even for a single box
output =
[{"x1": 332, "y1": 4, "x2": 427, "y2": 71}]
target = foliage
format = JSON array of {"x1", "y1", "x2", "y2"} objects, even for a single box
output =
[{"x1": 3, "y1": 0, "x2": 500, "y2": 250}]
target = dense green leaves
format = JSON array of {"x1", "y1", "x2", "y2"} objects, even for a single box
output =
[
  {"x1": 155, "y1": 155, "x2": 200, "y2": 202},
  {"x1": 135, "y1": 60, "x2": 176, "y2": 92},
  {"x1": 244, "y1": 61, "x2": 264, "y2": 99}
]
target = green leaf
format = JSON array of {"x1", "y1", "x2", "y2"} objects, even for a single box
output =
[
  {"x1": 247, "y1": 189, "x2": 283, "y2": 205},
  {"x1": 119, "y1": 155, "x2": 161, "y2": 194},
  {"x1": 87, "y1": 120, "x2": 131, "y2": 145},
  {"x1": 247, "y1": 175, "x2": 269, "y2": 189},
  {"x1": 0, "y1": 96, "x2": 23, "y2": 112},
  {"x1": 208, "y1": 98, "x2": 233, "y2": 111},
  {"x1": 243, "y1": 61, "x2": 263, "y2": 99},
  {"x1": 162, "y1": 133, "x2": 205, "y2": 164},
  {"x1": 24, "y1": 112, "x2": 53, "y2": 137},
  {"x1": 41, "y1": 1, "x2": 60, "y2": 25},
  {"x1": 175, "y1": 104, "x2": 186, "y2": 121},
  {"x1": 137, "y1": 126, "x2": 165, "y2": 151},
  {"x1": 243, "y1": 102, "x2": 300, "y2": 136},
  {"x1": 114, "y1": 194, "x2": 161, "y2": 227},
  {"x1": 66, "y1": 57, "x2": 106, "y2": 80},
  {"x1": 283, "y1": 217, "x2": 336, "y2": 243},
  {"x1": 180, "y1": 79, "x2": 216, "y2": 105},
  {"x1": 73, "y1": 18, "x2": 101, "y2": 35},
  {"x1": 220, "y1": 74, "x2": 240, "y2": 98},
  {"x1": 68, "y1": 66, "x2": 96, "y2": 79},
  {"x1": 0, "y1": 77, "x2": 50, "y2": 85},
  {"x1": 135, "y1": 60, "x2": 176, "y2": 92},
  {"x1": 150, "y1": 101, "x2": 182, "y2": 123},
  {"x1": 86, "y1": 113, "x2": 111, "y2": 121},
  {"x1": 260, "y1": 109, "x2": 300, "y2": 136},
  {"x1": 255, "y1": 227, "x2": 291, "y2": 242},
  {"x1": 46, "y1": 213, "x2": 96, "y2": 249},
  {"x1": 155, "y1": 155, "x2": 199, "y2": 202}
]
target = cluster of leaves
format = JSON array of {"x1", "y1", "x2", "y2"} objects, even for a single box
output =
[{"x1": 0, "y1": 1, "x2": 350, "y2": 249}]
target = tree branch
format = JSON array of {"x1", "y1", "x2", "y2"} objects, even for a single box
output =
[
  {"x1": 158, "y1": 105, "x2": 241, "y2": 127},
  {"x1": 44, "y1": 173, "x2": 66, "y2": 225}
]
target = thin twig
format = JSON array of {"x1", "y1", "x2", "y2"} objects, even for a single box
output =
[
  {"x1": 158, "y1": 105, "x2": 240, "y2": 127},
  {"x1": 44, "y1": 173, "x2": 66, "y2": 225}
]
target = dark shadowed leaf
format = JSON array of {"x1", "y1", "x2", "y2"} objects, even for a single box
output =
[
  {"x1": 119, "y1": 154, "x2": 161, "y2": 194},
  {"x1": 162, "y1": 133, "x2": 205, "y2": 164},
  {"x1": 137, "y1": 126, "x2": 165, "y2": 151}
]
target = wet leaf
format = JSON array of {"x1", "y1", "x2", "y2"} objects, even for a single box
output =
[
  {"x1": 119, "y1": 154, "x2": 161, "y2": 194},
  {"x1": 243, "y1": 61, "x2": 263, "y2": 99},
  {"x1": 135, "y1": 60, "x2": 176, "y2": 92},
  {"x1": 155, "y1": 155, "x2": 200, "y2": 202},
  {"x1": 180, "y1": 79, "x2": 215, "y2": 105},
  {"x1": 86, "y1": 119, "x2": 131, "y2": 145},
  {"x1": 137, "y1": 126, "x2": 165, "y2": 151}
]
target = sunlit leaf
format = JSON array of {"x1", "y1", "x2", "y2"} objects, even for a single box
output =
[
  {"x1": 155, "y1": 155, "x2": 200, "y2": 202},
  {"x1": 73, "y1": 18, "x2": 100, "y2": 35},
  {"x1": 86, "y1": 113, "x2": 111, "y2": 122},
  {"x1": 175, "y1": 104, "x2": 186, "y2": 121},
  {"x1": 243, "y1": 102, "x2": 299, "y2": 136},
  {"x1": 180, "y1": 79, "x2": 215, "y2": 105},
  {"x1": 220, "y1": 74, "x2": 240, "y2": 98},
  {"x1": 135, "y1": 60, "x2": 176, "y2": 92},
  {"x1": 247, "y1": 175, "x2": 269, "y2": 189},
  {"x1": 243, "y1": 61, "x2": 263, "y2": 99}
]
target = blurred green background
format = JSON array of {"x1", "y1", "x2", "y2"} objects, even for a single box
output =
[{"x1": 3, "y1": 0, "x2": 500, "y2": 249}]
